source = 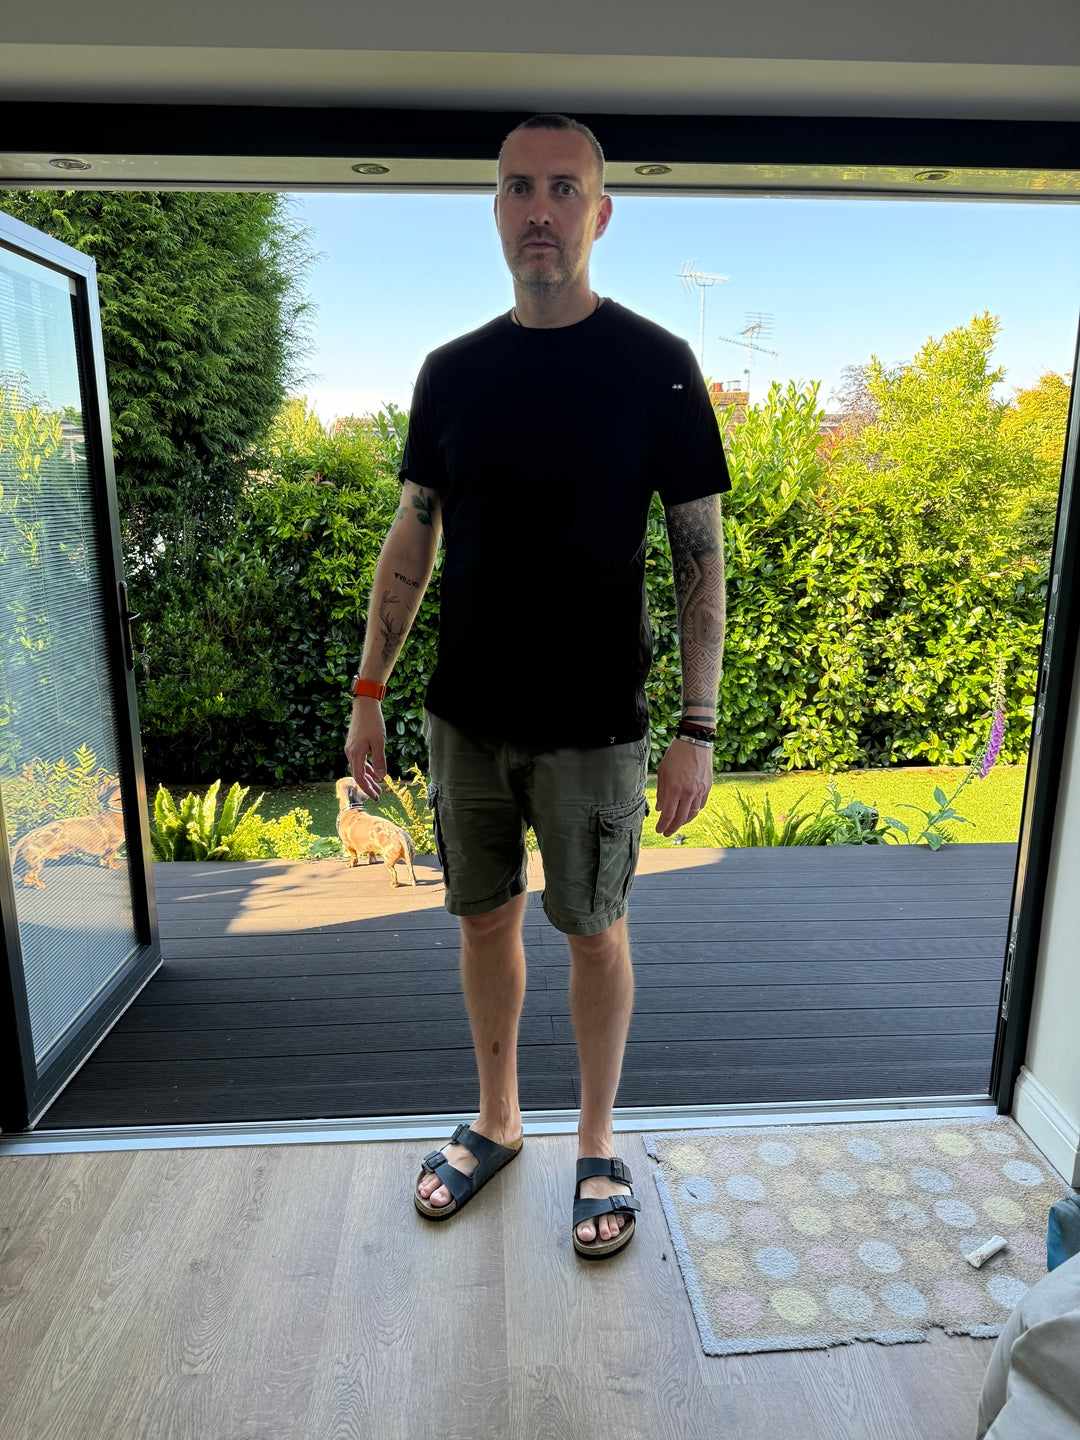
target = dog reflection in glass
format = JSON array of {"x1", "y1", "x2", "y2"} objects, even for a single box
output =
[
  {"x1": 12, "y1": 779, "x2": 125, "y2": 889},
  {"x1": 335, "y1": 776, "x2": 417, "y2": 887}
]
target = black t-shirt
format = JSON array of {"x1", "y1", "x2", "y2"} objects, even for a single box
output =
[{"x1": 398, "y1": 298, "x2": 731, "y2": 750}]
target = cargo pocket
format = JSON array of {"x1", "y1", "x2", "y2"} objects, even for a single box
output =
[
  {"x1": 592, "y1": 795, "x2": 649, "y2": 912},
  {"x1": 427, "y1": 783, "x2": 450, "y2": 884}
]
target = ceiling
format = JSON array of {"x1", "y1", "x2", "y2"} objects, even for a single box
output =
[{"x1": 3, "y1": 0, "x2": 1079, "y2": 120}]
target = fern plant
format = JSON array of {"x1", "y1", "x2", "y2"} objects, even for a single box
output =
[
  {"x1": 797, "y1": 783, "x2": 897, "y2": 846},
  {"x1": 152, "y1": 782, "x2": 347, "y2": 860},
  {"x1": 694, "y1": 788, "x2": 819, "y2": 848},
  {"x1": 692, "y1": 781, "x2": 939, "y2": 849},
  {"x1": 367, "y1": 766, "x2": 437, "y2": 855},
  {"x1": 2, "y1": 745, "x2": 117, "y2": 842},
  {"x1": 151, "y1": 780, "x2": 266, "y2": 860}
]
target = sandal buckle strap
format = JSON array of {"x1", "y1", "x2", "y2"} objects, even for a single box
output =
[
  {"x1": 576, "y1": 1156, "x2": 633, "y2": 1185},
  {"x1": 573, "y1": 1193, "x2": 642, "y2": 1225}
]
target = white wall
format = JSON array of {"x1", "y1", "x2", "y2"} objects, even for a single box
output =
[{"x1": 1014, "y1": 631, "x2": 1080, "y2": 1187}]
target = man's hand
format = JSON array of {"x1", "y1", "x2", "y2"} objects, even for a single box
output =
[
  {"x1": 344, "y1": 699, "x2": 387, "y2": 800},
  {"x1": 654, "y1": 739, "x2": 713, "y2": 837}
]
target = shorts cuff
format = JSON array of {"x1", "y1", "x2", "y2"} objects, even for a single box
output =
[
  {"x1": 444, "y1": 877, "x2": 527, "y2": 918},
  {"x1": 542, "y1": 901, "x2": 628, "y2": 937}
]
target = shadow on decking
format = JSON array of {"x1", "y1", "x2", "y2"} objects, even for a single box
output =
[{"x1": 36, "y1": 844, "x2": 1016, "y2": 1129}]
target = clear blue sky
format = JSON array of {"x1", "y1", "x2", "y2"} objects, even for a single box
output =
[{"x1": 287, "y1": 191, "x2": 1080, "y2": 423}]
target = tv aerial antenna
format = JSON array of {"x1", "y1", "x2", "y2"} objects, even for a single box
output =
[
  {"x1": 718, "y1": 312, "x2": 778, "y2": 400},
  {"x1": 678, "y1": 260, "x2": 730, "y2": 370}
]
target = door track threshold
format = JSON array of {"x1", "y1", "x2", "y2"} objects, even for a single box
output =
[{"x1": 1, "y1": 1094, "x2": 997, "y2": 1155}]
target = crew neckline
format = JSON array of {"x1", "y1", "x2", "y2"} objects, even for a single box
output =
[{"x1": 503, "y1": 297, "x2": 611, "y2": 334}]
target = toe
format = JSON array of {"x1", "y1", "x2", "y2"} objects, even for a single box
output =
[
  {"x1": 576, "y1": 1220, "x2": 596, "y2": 1244},
  {"x1": 416, "y1": 1170, "x2": 450, "y2": 1206}
]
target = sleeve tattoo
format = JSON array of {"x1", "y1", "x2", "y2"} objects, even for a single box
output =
[
  {"x1": 666, "y1": 494, "x2": 726, "y2": 715},
  {"x1": 373, "y1": 487, "x2": 439, "y2": 667}
]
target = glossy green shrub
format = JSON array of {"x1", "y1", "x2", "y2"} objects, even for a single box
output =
[
  {"x1": 137, "y1": 404, "x2": 440, "y2": 783},
  {"x1": 645, "y1": 342, "x2": 1051, "y2": 773},
  {"x1": 133, "y1": 319, "x2": 1062, "y2": 783}
]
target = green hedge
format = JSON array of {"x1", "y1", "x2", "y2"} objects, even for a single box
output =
[{"x1": 132, "y1": 320, "x2": 1061, "y2": 782}]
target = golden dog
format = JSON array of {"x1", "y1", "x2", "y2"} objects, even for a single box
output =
[
  {"x1": 12, "y1": 780, "x2": 125, "y2": 889},
  {"x1": 335, "y1": 777, "x2": 417, "y2": 887}
]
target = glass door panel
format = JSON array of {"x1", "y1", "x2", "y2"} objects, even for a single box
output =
[{"x1": 0, "y1": 214, "x2": 159, "y2": 1128}]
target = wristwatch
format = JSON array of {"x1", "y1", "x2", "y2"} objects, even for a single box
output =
[{"x1": 347, "y1": 676, "x2": 387, "y2": 701}]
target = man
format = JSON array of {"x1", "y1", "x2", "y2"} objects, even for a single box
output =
[{"x1": 345, "y1": 113, "x2": 729, "y2": 1259}]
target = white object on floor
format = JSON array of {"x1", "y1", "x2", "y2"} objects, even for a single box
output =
[{"x1": 966, "y1": 1236, "x2": 1008, "y2": 1268}]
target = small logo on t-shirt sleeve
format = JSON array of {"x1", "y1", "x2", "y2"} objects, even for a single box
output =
[{"x1": 672, "y1": 382, "x2": 684, "y2": 389}]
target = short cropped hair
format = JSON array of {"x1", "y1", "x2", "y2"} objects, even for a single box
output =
[{"x1": 499, "y1": 113, "x2": 606, "y2": 194}]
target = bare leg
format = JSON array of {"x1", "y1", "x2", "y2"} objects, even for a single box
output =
[
  {"x1": 568, "y1": 915, "x2": 635, "y2": 1244},
  {"x1": 416, "y1": 892, "x2": 527, "y2": 1207}
]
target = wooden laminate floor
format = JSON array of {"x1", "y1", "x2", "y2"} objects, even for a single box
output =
[
  {"x1": 38, "y1": 843, "x2": 1015, "y2": 1129},
  {"x1": 0, "y1": 1133, "x2": 994, "y2": 1440}
]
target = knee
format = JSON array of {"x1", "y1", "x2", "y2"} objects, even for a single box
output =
[
  {"x1": 568, "y1": 916, "x2": 628, "y2": 964},
  {"x1": 459, "y1": 893, "x2": 527, "y2": 943}
]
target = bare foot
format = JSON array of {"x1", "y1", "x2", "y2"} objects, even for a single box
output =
[{"x1": 415, "y1": 1116, "x2": 522, "y2": 1210}]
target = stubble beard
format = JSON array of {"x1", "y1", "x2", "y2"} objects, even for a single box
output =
[{"x1": 506, "y1": 236, "x2": 585, "y2": 298}]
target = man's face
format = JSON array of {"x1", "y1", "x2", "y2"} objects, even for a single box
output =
[{"x1": 494, "y1": 128, "x2": 612, "y2": 297}]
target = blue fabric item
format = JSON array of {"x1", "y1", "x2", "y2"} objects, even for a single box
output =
[{"x1": 1047, "y1": 1195, "x2": 1080, "y2": 1271}]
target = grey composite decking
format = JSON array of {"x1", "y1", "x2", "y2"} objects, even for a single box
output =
[{"x1": 37, "y1": 843, "x2": 1016, "y2": 1128}]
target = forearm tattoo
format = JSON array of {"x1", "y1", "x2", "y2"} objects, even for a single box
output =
[
  {"x1": 394, "y1": 571, "x2": 420, "y2": 588},
  {"x1": 411, "y1": 491, "x2": 436, "y2": 527},
  {"x1": 666, "y1": 495, "x2": 726, "y2": 716},
  {"x1": 378, "y1": 588, "x2": 410, "y2": 664}
]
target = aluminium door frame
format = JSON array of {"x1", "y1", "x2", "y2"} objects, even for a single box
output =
[
  {"x1": 0, "y1": 210, "x2": 161, "y2": 1131},
  {"x1": 990, "y1": 311, "x2": 1080, "y2": 1110},
  {"x1": 1, "y1": 102, "x2": 1077, "y2": 1119}
]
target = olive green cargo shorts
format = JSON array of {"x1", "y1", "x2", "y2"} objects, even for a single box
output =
[{"x1": 423, "y1": 711, "x2": 650, "y2": 937}]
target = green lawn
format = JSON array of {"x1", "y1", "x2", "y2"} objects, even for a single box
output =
[
  {"x1": 148, "y1": 764, "x2": 1026, "y2": 851},
  {"x1": 642, "y1": 764, "x2": 1025, "y2": 848}
]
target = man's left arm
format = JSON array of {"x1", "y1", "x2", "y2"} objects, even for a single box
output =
[{"x1": 655, "y1": 493, "x2": 726, "y2": 837}]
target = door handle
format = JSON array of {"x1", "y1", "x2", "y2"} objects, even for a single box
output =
[{"x1": 118, "y1": 582, "x2": 140, "y2": 672}]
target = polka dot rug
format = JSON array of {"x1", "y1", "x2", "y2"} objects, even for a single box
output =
[{"x1": 643, "y1": 1117, "x2": 1074, "y2": 1355}]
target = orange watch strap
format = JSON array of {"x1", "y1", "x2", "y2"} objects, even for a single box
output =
[{"x1": 350, "y1": 677, "x2": 387, "y2": 701}]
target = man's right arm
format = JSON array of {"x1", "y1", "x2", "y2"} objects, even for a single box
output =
[{"x1": 344, "y1": 481, "x2": 442, "y2": 796}]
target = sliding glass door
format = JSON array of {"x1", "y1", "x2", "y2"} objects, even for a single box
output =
[{"x1": 0, "y1": 209, "x2": 159, "y2": 1130}]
